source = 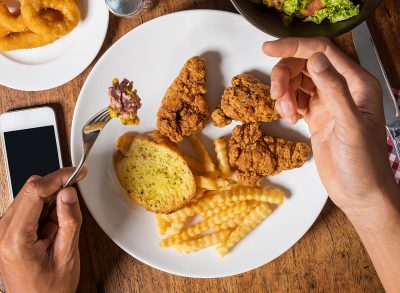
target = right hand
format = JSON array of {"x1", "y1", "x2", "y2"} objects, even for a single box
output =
[{"x1": 262, "y1": 38, "x2": 400, "y2": 221}]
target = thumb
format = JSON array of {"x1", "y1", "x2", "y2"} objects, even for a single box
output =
[
  {"x1": 307, "y1": 52, "x2": 359, "y2": 121},
  {"x1": 54, "y1": 188, "x2": 82, "y2": 258}
]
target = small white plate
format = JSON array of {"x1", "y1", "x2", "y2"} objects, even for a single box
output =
[
  {"x1": 71, "y1": 10, "x2": 327, "y2": 278},
  {"x1": 0, "y1": 0, "x2": 109, "y2": 91}
]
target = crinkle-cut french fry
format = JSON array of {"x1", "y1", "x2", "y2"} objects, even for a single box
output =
[
  {"x1": 195, "y1": 176, "x2": 218, "y2": 190},
  {"x1": 200, "y1": 200, "x2": 259, "y2": 219},
  {"x1": 190, "y1": 188, "x2": 207, "y2": 203},
  {"x1": 167, "y1": 195, "x2": 215, "y2": 220},
  {"x1": 199, "y1": 202, "x2": 236, "y2": 218},
  {"x1": 214, "y1": 137, "x2": 232, "y2": 177},
  {"x1": 182, "y1": 154, "x2": 205, "y2": 174},
  {"x1": 189, "y1": 135, "x2": 215, "y2": 173},
  {"x1": 165, "y1": 220, "x2": 185, "y2": 236},
  {"x1": 217, "y1": 203, "x2": 272, "y2": 256},
  {"x1": 174, "y1": 230, "x2": 231, "y2": 254},
  {"x1": 204, "y1": 184, "x2": 236, "y2": 197},
  {"x1": 156, "y1": 214, "x2": 170, "y2": 235},
  {"x1": 212, "y1": 211, "x2": 250, "y2": 232},
  {"x1": 213, "y1": 186, "x2": 285, "y2": 205},
  {"x1": 160, "y1": 202, "x2": 249, "y2": 247}
]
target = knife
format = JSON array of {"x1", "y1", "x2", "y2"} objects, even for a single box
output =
[{"x1": 352, "y1": 22, "x2": 400, "y2": 157}]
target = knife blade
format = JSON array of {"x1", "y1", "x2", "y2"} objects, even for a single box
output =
[{"x1": 352, "y1": 22, "x2": 400, "y2": 156}]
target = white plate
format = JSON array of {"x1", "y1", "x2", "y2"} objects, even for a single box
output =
[
  {"x1": 71, "y1": 10, "x2": 327, "y2": 278},
  {"x1": 0, "y1": 0, "x2": 109, "y2": 91}
]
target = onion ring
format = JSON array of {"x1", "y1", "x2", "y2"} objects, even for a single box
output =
[
  {"x1": 0, "y1": 3, "x2": 27, "y2": 32},
  {"x1": 20, "y1": 0, "x2": 80, "y2": 37},
  {"x1": 0, "y1": 24, "x2": 10, "y2": 37},
  {"x1": 0, "y1": 31, "x2": 58, "y2": 51}
]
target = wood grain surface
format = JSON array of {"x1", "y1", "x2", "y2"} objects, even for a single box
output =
[{"x1": 1, "y1": 0, "x2": 399, "y2": 292}]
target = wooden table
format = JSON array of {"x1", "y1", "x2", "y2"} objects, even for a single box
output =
[{"x1": 1, "y1": 0, "x2": 399, "y2": 292}]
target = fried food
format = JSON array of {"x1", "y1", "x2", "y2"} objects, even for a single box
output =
[
  {"x1": 212, "y1": 186, "x2": 285, "y2": 205},
  {"x1": 212, "y1": 74, "x2": 280, "y2": 127},
  {"x1": 0, "y1": 24, "x2": 10, "y2": 37},
  {"x1": 229, "y1": 123, "x2": 310, "y2": 185},
  {"x1": 0, "y1": 3, "x2": 27, "y2": 32},
  {"x1": 175, "y1": 230, "x2": 231, "y2": 254},
  {"x1": 157, "y1": 56, "x2": 210, "y2": 142},
  {"x1": 157, "y1": 134, "x2": 286, "y2": 256},
  {"x1": 108, "y1": 78, "x2": 142, "y2": 125},
  {"x1": 214, "y1": 137, "x2": 231, "y2": 177},
  {"x1": 114, "y1": 132, "x2": 196, "y2": 214},
  {"x1": 21, "y1": 0, "x2": 80, "y2": 37},
  {"x1": 217, "y1": 203, "x2": 272, "y2": 256},
  {"x1": 0, "y1": 0, "x2": 80, "y2": 51},
  {"x1": 115, "y1": 132, "x2": 136, "y2": 155},
  {"x1": 160, "y1": 202, "x2": 251, "y2": 247},
  {"x1": 188, "y1": 135, "x2": 215, "y2": 172},
  {"x1": 211, "y1": 106, "x2": 232, "y2": 128},
  {"x1": 0, "y1": 30, "x2": 58, "y2": 51}
]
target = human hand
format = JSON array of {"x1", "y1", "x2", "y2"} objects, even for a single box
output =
[
  {"x1": 0, "y1": 167, "x2": 87, "y2": 293},
  {"x1": 262, "y1": 38, "x2": 400, "y2": 220}
]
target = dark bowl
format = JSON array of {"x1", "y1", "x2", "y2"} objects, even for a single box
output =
[{"x1": 230, "y1": 0, "x2": 381, "y2": 38}]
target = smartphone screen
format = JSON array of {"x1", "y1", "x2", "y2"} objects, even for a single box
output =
[{"x1": 4, "y1": 126, "x2": 61, "y2": 197}]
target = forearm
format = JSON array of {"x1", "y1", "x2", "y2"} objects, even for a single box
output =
[{"x1": 347, "y1": 186, "x2": 400, "y2": 293}]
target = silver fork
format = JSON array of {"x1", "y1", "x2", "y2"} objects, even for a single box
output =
[{"x1": 39, "y1": 107, "x2": 112, "y2": 225}]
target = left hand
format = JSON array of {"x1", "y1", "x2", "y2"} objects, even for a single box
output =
[{"x1": 0, "y1": 168, "x2": 87, "y2": 293}]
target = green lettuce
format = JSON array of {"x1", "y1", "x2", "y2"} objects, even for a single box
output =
[
  {"x1": 283, "y1": 0, "x2": 301, "y2": 15},
  {"x1": 304, "y1": 8, "x2": 329, "y2": 24},
  {"x1": 304, "y1": 0, "x2": 359, "y2": 24}
]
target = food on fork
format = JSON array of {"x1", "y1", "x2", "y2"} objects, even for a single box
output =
[
  {"x1": 108, "y1": 78, "x2": 142, "y2": 125},
  {"x1": 157, "y1": 56, "x2": 210, "y2": 142},
  {"x1": 229, "y1": 123, "x2": 310, "y2": 185},
  {"x1": 114, "y1": 132, "x2": 196, "y2": 214},
  {"x1": 211, "y1": 74, "x2": 280, "y2": 127},
  {"x1": 0, "y1": 0, "x2": 80, "y2": 51}
]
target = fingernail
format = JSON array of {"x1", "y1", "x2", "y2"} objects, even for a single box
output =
[
  {"x1": 279, "y1": 100, "x2": 292, "y2": 116},
  {"x1": 310, "y1": 53, "x2": 330, "y2": 73},
  {"x1": 61, "y1": 190, "x2": 78, "y2": 204}
]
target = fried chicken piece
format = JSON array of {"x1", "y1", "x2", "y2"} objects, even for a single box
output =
[
  {"x1": 212, "y1": 73, "x2": 280, "y2": 127},
  {"x1": 229, "y1": 123, "x2": 310, "y2": 185},
  {"x1": 157, "y1": 56, "x2": 210, "y2": 142},
  {"x1": 211, "y1": 106, "x2": 232, "y2": 128}
]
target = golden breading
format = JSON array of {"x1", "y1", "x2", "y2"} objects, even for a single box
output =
[
  {"x1": 157, "y1": 56, "x2": 210, "y2": 142},
  {"x1": 212, "y1": 74, "x2": 280, "y2": 127},
  {"x1": 229, "y1": 123, "x2": 310, "y2": 185},
  {"x1": 211, "y1": 106, "x2": 232, "y2": 128},
  {"x1": 114, "y1": 132, "x2": 196, "y2": 214}
]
